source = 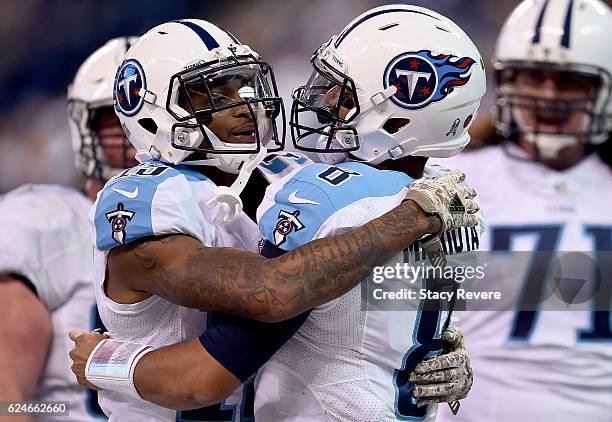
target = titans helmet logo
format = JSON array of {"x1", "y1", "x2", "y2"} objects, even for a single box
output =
[
  {"x1": 114, "y1": 59, "x2": 146, "y2": 117},
  {"x1": 383, "y1": 50, "x2": 476, "y2": 110}
]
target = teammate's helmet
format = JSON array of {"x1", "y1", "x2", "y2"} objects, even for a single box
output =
[
  {"x1": 290, "y1": 4, "x2": 486, "y2": 164},
  {"x1": 68, "y1": 37, "x2": 137, "y2": 180},
  {"x1": 113, "y1": 19, "x2": 284, "y2": 174},
  {"x1": 494, "y1": 0, "x2": 612, "y2": 157}
]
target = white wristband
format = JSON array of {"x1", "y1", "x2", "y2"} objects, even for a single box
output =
[{"x1": 85, "y1": 339, "x2": 154, "y2": 399}]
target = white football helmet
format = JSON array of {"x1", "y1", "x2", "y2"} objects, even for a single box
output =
[
  {"x1": 113, "y1": 19, "x2": 284, "y2": 175},
  {"x1": 494, "y1": 0, "x2": 612, "y2": 158},
  {"x1": 68, "y1": 37, "x2": 137, "y2": 179},
  {"x1": 291, "y1": 4, "x2": 486, "y2": 164}
]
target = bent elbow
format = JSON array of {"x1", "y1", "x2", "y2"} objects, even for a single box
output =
[
  {"x1": 165, "y1": 390, "x2": 220, "y2": 411},
  {"x1": 242, "y1": 262, "x2": 304, "y2": 322},
  {"x1": 184, "y1": 386, "x2": 234, "y2": 410},
  {"x1": 241, "y1": 292, "x2": 300, "y2": 323}
]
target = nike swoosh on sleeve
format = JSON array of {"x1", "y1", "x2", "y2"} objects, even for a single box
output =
[
  {"x1": 112, "y1": 187, "x2": 139, "y2": 199},
  {"x1": 288, "y1": 190, "x2": 320, "y2": 205}
]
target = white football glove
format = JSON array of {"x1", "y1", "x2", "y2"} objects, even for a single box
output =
[
  {"x1": 409, "y1": 326, "x2": 473, "y2": 413},
  {"x1": 404, "y1": 170, "x2": 479, "y2": 234}
]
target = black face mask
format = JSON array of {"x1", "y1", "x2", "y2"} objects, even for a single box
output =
[
  {"x1": 166, "y1": 54, "x2": 286, "y2": 157},
  {"x1": 290, "y1": 56, "x2": 361, "y2": 154},
  {"x1": 494, "y1": 61, "x2": 610, "y2": 143}
]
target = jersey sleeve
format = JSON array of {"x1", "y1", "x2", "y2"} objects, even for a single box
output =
[
  {"x1": 257, "y1": 175, "x2": 338, "y2": 251},
  {"x1": 92, "y1": 170, "x2": 208, "y2": 251},
  {"x1": 257, "y1": 163, "x2": 412, "y2": 251},
  {"x1": 0, "y1": 216, "x2": 43, "y2": 297},
  {"x1": 0, "y1": 185, "x2": 94, "y2": 310}
]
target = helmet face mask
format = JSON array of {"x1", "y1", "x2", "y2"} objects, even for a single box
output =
[
  {"x1": 167, "y1": 53, "x2": 285, "y2": 157},
  {"x1": 495, "y1": 60, "x2": 611, "y2": 149},
  {"x1": 68, "y1": 37, "x2": 138, "y2": 180},
  {"x1": 68, "y1": 99, "x2": 104, "y2": 179},
  {"x1": 68, "y1": 103, "x2": 136, "y2": 180},
  {"x1": 291, "y1": 53, "x2": 360, "y2": 154},
  {"x1": 92, "y1": 107, "x2": 137, "y2": 171}
]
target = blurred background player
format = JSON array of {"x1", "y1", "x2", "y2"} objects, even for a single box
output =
[
  {"x1": 434, "y1": 0, "x2": 612, "y2": 421},
  {"x1": 0, "y1": 36, "x2": 136, "y2": 421},
  {"x1": 69, "y1": 38, "x2": 139, "y2": 198}
]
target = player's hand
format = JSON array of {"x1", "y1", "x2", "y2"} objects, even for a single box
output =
[
  {"x1": 68, "y1": 330, "x2": 109, "y2": 390},
  {"x1": 409, "y1": 327, "x2": 473, "y2": 409},
  {"x1": 404, "y1": 170, "x2": 479, "y2": 234}
]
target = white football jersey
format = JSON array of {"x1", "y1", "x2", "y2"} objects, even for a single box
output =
[
  {"x1": 433, "y1": 145, "x2": 612, "y2": 422},
  {"x1": 254, "y1": 154, "x2": 483, "y2": 422},
  {"x1": 91, "y1": 161, "x2": 260, "y2": 422},
  {"x1": 0, "y1": 184, "x2": 106, "y2": 421}
]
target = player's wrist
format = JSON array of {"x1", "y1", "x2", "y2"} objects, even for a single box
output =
[
  {"x1": 424, "y1": 214, "x2": 443, "y2": 235},
  {"x1": 401, "y1": 199, "x2": 443, "y2": 235},
  {"x1": 85, "y1": 338, "x2": 154, "y2": 400}
]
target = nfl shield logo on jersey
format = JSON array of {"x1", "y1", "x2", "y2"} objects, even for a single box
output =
[
  {"x1": 274, "y1": 209, "x2": 304, "y2": 246},
  {"x1": 384, "y1": 50, "x2": 477, "y2": 110},
  {"x1": 114, "y1": 59, "x2": 147, "y2": 117},
  {"x1": 105, "y1": 203, "x2": 135, "y2": 244}
]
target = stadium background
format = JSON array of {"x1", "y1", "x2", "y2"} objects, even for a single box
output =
[{"x1": 1, "y1": 0, "x2": 611, "y2": 193}]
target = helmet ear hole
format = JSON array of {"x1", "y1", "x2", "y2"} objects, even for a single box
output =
[
  {"x1": 382, "y1": 118, "x2": 411, "y2": 134},
  {"x1": 138, "y1": 118, "x2": 158, "y2": 134}
]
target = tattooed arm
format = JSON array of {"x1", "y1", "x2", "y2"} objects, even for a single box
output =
[
  {"x1": 107, "y1": 199, "x2": 434, "y2": 322},
  {"x1": 107, "y1": 170, "x2": 478, "y2": 322}
]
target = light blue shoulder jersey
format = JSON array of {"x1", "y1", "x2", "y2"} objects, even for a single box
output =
[
  {"x1": 257, "y1": 160, "x2": 413, "y2": 251},
  {"x1": 91, "y1": 161, "x2": 214, "y2": 251}
]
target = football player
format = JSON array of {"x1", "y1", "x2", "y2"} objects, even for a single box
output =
[
  {"x1": 0, "y1": 37, "x2": 137, "y2": 421},
  {"x1": 254, "y1": 5, "x2": 486, "y2": 420},
  {"x1": 67, "y1": 18, "x2": 480, "y2": 422},
  {"x1": 433, "y1": 0, "x2": 612, "y2": 421},
  {"x1": 69, "y1": 6, "x2": 485, "y2": 422}
]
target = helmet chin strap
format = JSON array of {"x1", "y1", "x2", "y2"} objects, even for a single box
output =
[
  {"x1": 316, "y1": 130, "x2": 348, "y2": 164},
  {"x1": 140, "y1": 114, "x2": 269, "y2": 221},
  {"x1": 513, "y1": 107, "x2": 584, "y2": 160},
  {"x1": 206, "y1": 146, "x2": 268, "y2": 222},
  {"x1": 137, "y1": 143, "x2": 264, "y2": 222},
  {"x1": 181, "y1": 157, "x2": 223, "y2": 166},
  {"x1": 525, "y1": 133, "x2": 580, "y2": 160}
]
